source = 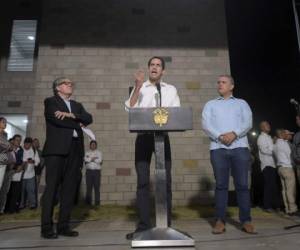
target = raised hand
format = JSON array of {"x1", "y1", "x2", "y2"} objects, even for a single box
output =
[{"x1": 134, "y1": 69, "x2": 145, "y2": 89}]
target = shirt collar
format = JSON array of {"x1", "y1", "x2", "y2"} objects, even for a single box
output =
[
  {"x1": 144, "y1": 80, "x2": 167, "y2": 87},
  {"x1": 216, "y1": 95, "x2": 235, "y2": 100}
]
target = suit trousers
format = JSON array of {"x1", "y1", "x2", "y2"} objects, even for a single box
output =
[
  {"x1": 135, "y1": 133, "x2": 172, "y2": 230},
  {"x1": 41, "y1": 138, "x2": 82, "y2": 232}
]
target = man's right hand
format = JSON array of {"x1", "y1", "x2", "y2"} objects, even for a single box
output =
[
  {"x1": 134, "y1": 69, "x2": 145, "y2": 89},
  {"x1": 129, "y1": 70, "x2": 145, "y2": 107}
]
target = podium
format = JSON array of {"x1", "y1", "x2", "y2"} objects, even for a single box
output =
[{"x1": 129, "y1": 107, "x2": 195, "y2": 248}]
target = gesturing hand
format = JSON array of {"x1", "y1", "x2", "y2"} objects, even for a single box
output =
[{"x1": 134, "y1": 69, "x2": 145, "y2": 89}]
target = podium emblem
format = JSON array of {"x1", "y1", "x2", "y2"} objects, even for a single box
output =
[{"x1": 153, "y1": 108, "x2": 169, "y2": 127}]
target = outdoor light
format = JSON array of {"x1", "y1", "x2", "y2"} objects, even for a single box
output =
[{"x1": 251, "y1": 131, "x2": 257, "y2": 137}]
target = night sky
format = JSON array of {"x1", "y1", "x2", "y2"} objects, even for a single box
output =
[{"x1": 225, "y1": 0, "x2": 300, "y2": 135}]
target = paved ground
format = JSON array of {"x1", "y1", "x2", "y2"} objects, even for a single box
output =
[{"x1": 0, "y1": 214, "x2": 300, "y2": 250}]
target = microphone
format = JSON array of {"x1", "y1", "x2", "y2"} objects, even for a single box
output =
[
  {"x1": 290, "y1": 98, "x2": 299, "y2": 106},
  {"x1": 155, "y1": 82, "x2": 161, "y2": 107}
]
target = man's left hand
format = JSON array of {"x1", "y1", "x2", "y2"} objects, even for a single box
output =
[
  {"x1": 55, "y1": 111, "x2": 75, "y2": 120},
  {"x1": 220, "y1": 132, "x2": 237, "y2": 146}
]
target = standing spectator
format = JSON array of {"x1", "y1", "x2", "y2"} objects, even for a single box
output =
[
  {"x1": 257, "y1": 121, "x2": 280, "y2": 212},
  {"x1": 274, "y1": 129, "x2": 298, "y2": 215},
  {"x1": 20, "y1": 137, "x2": 40, "y2": 209},
  {"x1": 32, "y1": 138, "x2": 45, "y2": 188},
  {"x1": 41, "y1": 77, "x2": 92, "y2": 239},
  {"x1": 292, "y1": 115, "x2": 300, "y2": 184},
  {"x1": 5, "y1": 134, "x2": 24, "y2": 213},
  {"x1": 0, "y1": 117, "x2": 10, "y2": 189},
  {"x1": 0, "y1": 138, "x2": 15, "y2": 214},
  {"x1": 202, "y1": 75, "x2": 255, "y2": 234},
  {"x1": 84, "y1": 140, "x2": 102, "y2": 206}
]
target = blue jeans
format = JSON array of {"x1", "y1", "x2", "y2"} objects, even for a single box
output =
[
  {"x1": 21, "y1": 177, "x2": 37, "y2": 208},
  {"x1": 210, "y1": 148, "x2": 251, "y2": 224}
]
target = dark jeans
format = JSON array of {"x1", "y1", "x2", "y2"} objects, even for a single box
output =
[
  {"x1": 262, "y1": 166, "x2": 280, "y2": 209},
  {"x1": 210, "y1": 147, "x2": 252, "y2": 224},
  {"x1": 135, "y1": 133, "x2": 172, "y2": 230},
  {"x1": 5, "y1": 181, "x2": 22, "y2": 213},
  {"x1": 85, "y1": 169, "x2": 101, "y2": 205},
  {"x1": 0, "y1": 169, "x2": 14, "y2": 213},
  {"x1": 41, "y1": 139, "x2": 82, "y2": 233}
]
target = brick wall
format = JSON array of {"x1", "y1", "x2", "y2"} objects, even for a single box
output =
[{"x1": 1, "y1": 0, "x2": 231, "y2": 205}]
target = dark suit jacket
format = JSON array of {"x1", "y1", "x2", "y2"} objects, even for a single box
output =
[{"x1": 42, "y1": 95, "x2": 93, "y2": 157}]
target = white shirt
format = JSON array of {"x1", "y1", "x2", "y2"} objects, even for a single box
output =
[
  {"x1": 12, "y1": 147, "x2": 23, "y2": 182},
  {"x1": 274, "y1": 138, "x2": 293, "y2": 168},
  {"x1": 84, "y1": 149, "x2": 102, "y2": 170},
  {"x1": 125, "y1": 80, "x2": 180, "y2": 109},
  {"x1": 63, "y1": 98, "x2": 78, "y2": 137},
  {"x1": 257, "y1": 132, "x2": 276, "y2": 170},
  {"x1": 22, "y1": 147, "x2": 40, "y2": 179}
]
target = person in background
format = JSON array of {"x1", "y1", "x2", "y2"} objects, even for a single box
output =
[
  {"x1": 5, "y1": 134, "x2": 24, "y2": 213},
  {"x1": 274, "y1": 129, "x2": 298, "y2": 216},
  {"x1": 0, "y1": 117, "x2": 10, "y2": 189},
  {"x1": 292, "y1": 115, "x2": 300, "y2": 198},
  {"x1": 0, "y1": 138, "x2": 15, "y2": 214},
  {"x1": 20, "y1": 137, "x2": 40, "y2": 209},
  {"x1": 257, "y1": 121, "x2": 280, "y2": 212},
  {"x1": 84, "y1": 140, "x2": 102, "y2": 206},
  {"x1": 33, "y1": 138, "x2": 45, "y2": 188}
]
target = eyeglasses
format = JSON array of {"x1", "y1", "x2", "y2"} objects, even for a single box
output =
[{"x1": 61, "y1": 82, "x2": 73, "y2": 86}]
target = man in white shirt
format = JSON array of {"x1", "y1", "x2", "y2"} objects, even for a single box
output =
[
  {"x1": 20, "y1": 137, "x2": 40, "y2": 209},
  {"x1": 274, "y1": 129, "x2": 298, "y2": 215},
  {"x1": 84, "y1": 140, "x2": 102, "y2": 206},
  {"x1": 125, "y1": 57, "x2": 180, "y2": 239},
  {"x1": 257, "y1": 121, "x2": 280, "y2": 212}
]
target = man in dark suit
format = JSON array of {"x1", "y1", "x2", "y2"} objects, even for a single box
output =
[{"x1": 41, "y1": 77, "x2": 92, "y2": 239}]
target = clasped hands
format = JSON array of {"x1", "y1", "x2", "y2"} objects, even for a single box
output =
[{"x1": 218, "y1": 131, "x2": 237, "y2": 146}]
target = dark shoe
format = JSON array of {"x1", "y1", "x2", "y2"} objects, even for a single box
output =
[
  {"x1": 288, "y1": 211, "x2": 300, "y2": 216},
  {"x1": 242, "y1": 222, "x2": 257, "y2": 234},
  {"x1": 212, "y1": 220, "x2": 226, "y2": 234},
  {"x1": 41, "y1": 231, "x2": 58, "y2": 239},
  {"x1": 263, "y1": 208, "x2": 273, "y2": 213},
  {"x1": 57, "y1": 229, "x2": 79, "y2": 237},
  {"x1": 126, "y1": 228, "x2": 148, "y2": 240}
]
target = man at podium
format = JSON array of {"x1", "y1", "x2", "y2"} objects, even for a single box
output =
[{"x1": 125, "y1": 56, "x2": 180, "y2": 239}]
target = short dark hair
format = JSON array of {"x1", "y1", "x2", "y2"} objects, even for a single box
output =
[
  {"x1": 219, "y1": 74, "x2": 235, "y2": 85},
  {"x1": 148, "y1": 56, "x2": 165, "y2": 70},
  {"x1": 12, "y1": 134, "x2": 22, "y2": 140},
  {"x1": 90, "y1": 140, "x2": 97, "y2": 146},
  {"x1": 24, "y1": 137, "x2": 33, "y2": 144},
  {"x1": 0, "y1": 117, "x2": 6, "y2": 123}
]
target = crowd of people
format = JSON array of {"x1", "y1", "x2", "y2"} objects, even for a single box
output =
[
  {"x1": 255, "y1": 116, "x2": 300, "y2": 216},
  {"x1": 0, "y1": 117, "x2": 103, "y2": 217}
]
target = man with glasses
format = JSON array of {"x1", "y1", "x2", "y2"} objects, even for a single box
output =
[{"x1": 41, "y1": 77, "x2": 92, "y2": 239}]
